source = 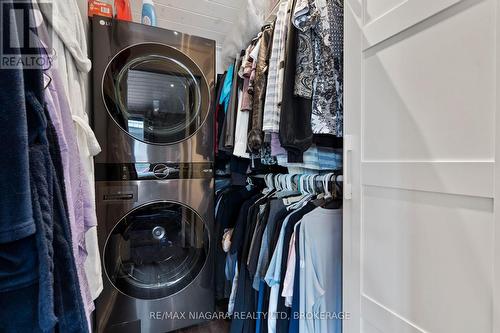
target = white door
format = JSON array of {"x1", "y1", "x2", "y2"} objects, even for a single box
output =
[{"x1": 343, "y1": 0, "x2": 499, "y2": 332}]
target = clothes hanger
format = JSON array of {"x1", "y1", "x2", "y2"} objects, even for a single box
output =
[
  {"x1": 40, "y1": 41, "x2": 54, "y2": 91},
  {"x1": 274, "y1": 174, "x2": 296, "y2": 198},
  {"x1": 279, "y1": 174, "x2": 305, "y2": 203},
  {"x1": 257, "y1": 173, "x2": 276, "y2": 199},
  {"x1": 322, "y1": 173, "x2": 343, "y2": 210},
  {"x1": 286, "y1": 187, "x2": 314, "y2": 211},
  {"x1": 310, "y1": 173, "x2": 333, "y2": 207}
]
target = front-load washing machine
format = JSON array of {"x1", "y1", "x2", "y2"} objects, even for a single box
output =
[
  {"x1": 91, "y1": 17, "x2": 215, "y2": 164},
  {"x1": 94, "y1": 164, "x2": 214, "y2": 333}
]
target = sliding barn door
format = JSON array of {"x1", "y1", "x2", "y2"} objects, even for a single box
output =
[{"x1": 343, "y1": 0, "x2": 499, "y2": 332}]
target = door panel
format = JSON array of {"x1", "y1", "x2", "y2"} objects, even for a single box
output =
[
  {"x1": 362, "y1": 161, "x2": 494, "y2": 198},
  {"x1": 364, "y1": 0, "x2": 406, "y2": 25},
  {"x1": 363, "y1": 187, "x2": 493, "y2": 333},
  {"x1": 363, "y1": 0, "x2": 465, "y2": 48},
  {"x1": 344, "y1": 0, "x2": 497, "y2": 332},
  {"x1": 363, "y1": 0, "x2": 495, "y2": 161}
]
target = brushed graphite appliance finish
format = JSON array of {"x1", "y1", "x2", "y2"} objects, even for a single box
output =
[
  {"x1": 91, "y1": 17, "x2": 215, "y2": 164},
  {"x1": 95, "y1": 176, "x2": 214, "y2": 333},
  {"x1": 91, "y1": 17, "x2": 216, "y2": 333}
]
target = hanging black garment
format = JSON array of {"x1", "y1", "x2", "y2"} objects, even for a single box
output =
[
  {"x1": 279, "y1": 0, "x2": 314, "y2": 163},
  {"x1": 230, "y1": 199, "x2": 265, "y2": 333},
  {"x1": 248, "y1": 23, "x2": 275, "y2": 153},
  {"x1": 222, "y1": 53, "x2": 244, "y2": 151},
  {"x1": 230, "y1": 194, "x2": 265, "y2": 260},
  {"x1": 215, "y1": 187, "x2": 259, "y2": 301}
]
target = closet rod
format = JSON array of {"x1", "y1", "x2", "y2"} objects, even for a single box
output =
[{"x1": 248, "y1": 173, "x2": 343, "y2": 194}]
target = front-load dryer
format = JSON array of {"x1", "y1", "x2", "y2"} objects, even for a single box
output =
[
  {"x1": 91, "y1": 17, "x2": 215, "y2": 164},
  {"x1": 94, "y1": 164, "x2": 214, "y2": 333}
]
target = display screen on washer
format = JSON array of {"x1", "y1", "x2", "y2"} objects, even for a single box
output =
[
  {"x1": 102, "y1": 43, "x2": 209, "y2": 145},
  {"x1": 104, "y1": 202, "x2": 208, "y2": 300}
]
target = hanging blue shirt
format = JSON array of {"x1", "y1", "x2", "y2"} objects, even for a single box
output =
[{"x1": 219, "y1": 64, "x2": 234, "y2": 113}]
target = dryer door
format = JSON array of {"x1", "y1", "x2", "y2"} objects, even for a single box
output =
[
  {"x1": 103, "y1": 201, "x2": 209, "y2": 300},
  {"x1": 102, "y1": 43, "x2": 210, "y2": 145}
]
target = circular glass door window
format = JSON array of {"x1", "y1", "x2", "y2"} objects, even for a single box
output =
[
  {"x1": 104, "y1": 202, "x2": 209, "y2": 300},
  {"x1": 102, "y1": 43, "x2": 210, "y2": 145}
]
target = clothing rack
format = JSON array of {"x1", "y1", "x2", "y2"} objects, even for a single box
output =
[{"x1": 248, "y1": 172, "x2": 343, "y2": 197}]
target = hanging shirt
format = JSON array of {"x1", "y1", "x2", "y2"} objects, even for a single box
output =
[
  {"x1": 239, "y1": 44, "x2": 255, "y2": 112},
  {"x1": 223, "y1": 56, "x2": 243, "y2": 150},
  {"x1": 292, "y1": 0, "x2": 316, "y2": 98},
  {"x1": 262, "y1": 1, "x2": 290, "y2": 133},
  {"x1": 219, "y1": 64, "x2": 235, "y2": 113},
  {"x1": 234, "y1": 39, "x2": 261, "y2": 159},
  {"x1": 299, "y1": 208, "x2": 343, "y2": 333},
  {"x1": 309, "y1": 0, "x2": 344, "y2": 136},
  {"x1": 278, "y1": 0, "x2": 314, "y2": 163},
  {"x1": 232, "y1": 89, "x2": 250, "y2": 158},
  {"x1": 265, "y1": 210, "x2": 296, "y2": 333},
  {"x1": 282, "y1": 230, "x2": 297, "y2": 307},
  {"x1": 248, "y1": 38, "x2": 262, "y2": 95},
  {"x1": 248, "y1": 24, "x2": 274, "y2": 154},
  {"x1": 252, "y1": 199, "x2": 287, "y2": 290},
  {"x1": 289, "y1": 222, "x2": 302, "y2": 333},
  {"x1": 228, "y1": 263, "x2": 239, "y2": 315}
]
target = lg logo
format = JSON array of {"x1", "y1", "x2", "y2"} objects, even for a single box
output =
[
  {"x1": 99, "y1": 19, "x2": 112, "y2": 26},
  {"x1": 153, "y1": 164, "x2": 171, "y2": 179}
]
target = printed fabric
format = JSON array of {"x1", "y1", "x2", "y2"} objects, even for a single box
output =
[
  {"x1": 292, "y1": 0, "x2": 318, "y2": 98},
  {"x1": 304, "y1": 0, "x2": 344, "y2": 136}
]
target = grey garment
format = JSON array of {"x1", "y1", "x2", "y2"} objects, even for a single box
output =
[
  {"x1": 299, "y1": 207, "x2": 343, "y2": 333},
  {"x1": 247, "y1": 204, "x2": 267, "y2": 268},
  {"x1": 252, "y1": 223, "x2": 270, "y2": 290},
  {"x1": 250, "y1": 199, "x2": 286, "y2": 290},
  {"x1": 222, "y1": 56, "x2": 243, "y2": 150}
]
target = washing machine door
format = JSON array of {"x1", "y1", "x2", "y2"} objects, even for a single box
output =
[
  {"x1": 102, "y1": 43, "x2": 210, "y2": 145},
  {"x1": 103, "y1": 201, "x2": 209, "y2": 300}
]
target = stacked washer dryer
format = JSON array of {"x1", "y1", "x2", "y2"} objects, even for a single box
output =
[{"x1": 90, "y1": 17, "x2": 215, "y2": 333}]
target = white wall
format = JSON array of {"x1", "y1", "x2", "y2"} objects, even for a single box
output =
[{"x1": 79, "y1": 0, "x2": 251, "y2": 72}]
